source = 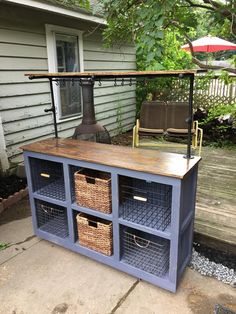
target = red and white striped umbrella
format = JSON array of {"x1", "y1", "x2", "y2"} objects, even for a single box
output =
[{"x1": 181, "y1": 35, "x2": 236, "y2": 53}]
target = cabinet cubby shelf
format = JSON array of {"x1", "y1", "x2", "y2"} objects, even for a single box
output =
[
  {"x1": 33, "y1": 193, "x2": 67, "y2": 208},
  {"x1": 118, "y1": 219, "x2": 171, "y2": 240},
  {"x1": 71, "y1": 203, "x2": 113, "y2": 221},
  {"x1": 22, "y1": 138, "x2": 201, "y2": 293},
  {"x1": 74, "y1": 241, "x2": 115, "y2": 259},
  {"x1": 36, "y1": 178, "x2": 65, "y2": 201}
]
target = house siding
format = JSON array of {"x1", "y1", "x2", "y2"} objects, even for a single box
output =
[{"x1": 0, "y1": 3, "x2": 136, "y2": 163}]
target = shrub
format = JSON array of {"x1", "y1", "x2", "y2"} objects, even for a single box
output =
[{"x1": 195, "y1": 104, "x2": 236, "y2": 144}]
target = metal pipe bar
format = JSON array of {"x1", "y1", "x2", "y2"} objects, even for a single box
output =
[
  {"x1": 49, "y1": 78, "x2": 58, "y2": 138},
  {"x1": 186, "y1": 74, "x2": 194, "y2": 159}
]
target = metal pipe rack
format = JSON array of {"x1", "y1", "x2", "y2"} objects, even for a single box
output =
[{"x1": 26, "y1": 70, "x2": 196, "y2": 159}]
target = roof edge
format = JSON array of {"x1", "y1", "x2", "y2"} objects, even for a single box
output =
[{"x1": 3, "y1": 0, "x2": 106, "y2": 25}]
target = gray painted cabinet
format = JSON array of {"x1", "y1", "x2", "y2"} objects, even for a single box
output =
[{"x1": 22, "y1": 138, "x2": 201, "y2": 292}]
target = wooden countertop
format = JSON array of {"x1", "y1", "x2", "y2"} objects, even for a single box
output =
[{"x1": 21, "y1": 138, "x2": 201, "y2": 179}]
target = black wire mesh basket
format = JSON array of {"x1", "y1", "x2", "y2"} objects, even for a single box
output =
[
  {"x1": 122, "y1": 227, "x2": 169, "y2": 277},
  {"x1": 119, "y1": 176, "x2": 172, "y2": 231},
  {"x1": 29, "y1": 157, "x2": 65, "y2": 201},
  {"x1": 35, "y1": 200, "x2": 69, "y2": 238}
]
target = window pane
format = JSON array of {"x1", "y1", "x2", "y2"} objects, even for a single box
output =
[{"x1": 55, "y1": 34, "x2": 81, "y2": 118}]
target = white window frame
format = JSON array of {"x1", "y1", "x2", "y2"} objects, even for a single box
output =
[{"x1": 45, "y1": 24, "x2": 84, "y2": 122}]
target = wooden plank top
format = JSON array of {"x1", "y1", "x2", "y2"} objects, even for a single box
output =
[
  {"x1": 21, "y1": 138, "x2": 201, "y2": 179},
  {"x1": 25, "y1": 70, "x2": 196, "y2": 80}
]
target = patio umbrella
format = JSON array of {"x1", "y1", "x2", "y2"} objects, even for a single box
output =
[{"x1": 181, "y1": 35, "x2": 236, "y2": 53}]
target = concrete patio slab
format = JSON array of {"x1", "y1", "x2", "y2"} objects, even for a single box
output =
[
  {"x1": 0, "y1": 240, "x2": 136, "y2": 314},
  {"x1": 0, "y1": 237, "x2": 235, "y2": 314},
  {"x1": 0, "y1": 198, "x2": 40, "y2": 264},
  {"x1": 115, "y1": 268, "x2": 236, "y2": 314}
]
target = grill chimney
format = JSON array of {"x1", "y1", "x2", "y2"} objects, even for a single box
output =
[{"x1": 72, "y1": 78, "x2": 111, "y2": 144}]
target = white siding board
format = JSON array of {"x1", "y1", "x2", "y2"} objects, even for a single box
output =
[
  {"x1": 6, "y1": 134, "x2": 52, "y2": 159},
  {"x1": 106, "y1": 117, "x2": 135, "y2": 131},
  {"x1": 1, "y1": 105, "x2": 51, "y2": 123},
  {"x1": 0, "y1": 82, "x2": 49, "y2": 97},
  {"x1": 5, "y1": 124, "x2": 54, "y2": 147},
  {"x1": 84, "y1": 51, "x2": 136, "y2": 62},
  {"x1": 0, "y1": 71, "x2": 47, "y2": 84},
  {"x1": 95, "y1": 98, "x2": 136, "y2": 112},
  {"x1": 0, "y1": 57, "x2": 48, "y2": 70},
  {"x1": 96, "y1": 106, "x2": 135, "y2": 121},
  {"x1": 94, "y1": 85, "x2": 136, "y2": 97},
  {"x1": 4, "y1": 115, "x2": 53, "y2": 136},
  {"x1": 109, "y1": 120, "x2": 134, "y2": 135},
  {"x1": 0, "y1": 43, "x2": 47, "y2": 58},
  {"x1": 84, "y1": 60, "x2": 136, "y2": 71},
  {"x1": 94, "y1": 91, "x2": 136, "y2": 105},
  {"x1": 109, "y1": 120, "x2": 134, "y2": 131},
  {"x1": 0, "y1": 93, "x2": 51, "y2": 110},
  {"x1": 0, "y1": 28, "x2": 46, "y2": 46},
  {"x1": 98, "y1": 110, "x2": 135, "y2": 126},
  {"x1": 83, "y1": 40, "x2": 135, "y2": 54}
]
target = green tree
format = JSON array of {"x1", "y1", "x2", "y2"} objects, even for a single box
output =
[
  {"x1": 53, "y1": 0, "x2": 90, "y2": 10},
  {"x1": 100, "y1": 0, "x2": 236, "y2": 73}
]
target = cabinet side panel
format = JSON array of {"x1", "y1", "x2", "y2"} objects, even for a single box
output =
[
  {"x1": 23, "y1": 152, "x2": 38, "y2": 233},
  {"x1": 178, "y1": 167, "x2": 198, "y2": 280},
  {"x1": 169, "y1": 180, "x2": 182, "y2": 290},
  {"x1": 180, "y1": 168, "x2": 198, "y2": 225}
]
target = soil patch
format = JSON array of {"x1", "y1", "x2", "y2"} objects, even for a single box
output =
[
  {"x1": 111, "y1": 131, "x2": 133, "y2": 146},
  {"x1": 0, "y1": 197, "x2": 31, "y2": 225}
]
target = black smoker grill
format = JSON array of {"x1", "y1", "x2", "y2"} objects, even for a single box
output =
[{"x1": 72, "y1": 78, "x2": 111, "y2": 144}]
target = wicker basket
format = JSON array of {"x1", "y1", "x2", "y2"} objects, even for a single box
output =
[
  {"x1": 74, "y1": 169, "x2": 112, "y2": 213},
  {"x1": 77, "y1": 213, "x2": 113, "y2": 256}
]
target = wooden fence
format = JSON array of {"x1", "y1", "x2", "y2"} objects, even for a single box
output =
[
  {"x1": 147, "y1": 75, "x2": 236, "y2": 109},
  {"x1": 198, "y1": 76, "x2": 236, "y2": 98},
  {"x1": 194, "y1": 76, "x2": 236, "y2": 108}
]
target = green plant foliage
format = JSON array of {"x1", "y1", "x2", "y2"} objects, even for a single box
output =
[
  {"x1": 116, "y1": 100, "x2": 123, "y2": 134},
  {"x1": 197, "y1": 103, "x2": 236, "y2": 145},
  {"x1": 202, "y1": 104, "x2": 236, "y2": 126},
  {"x1": 0, "y1": 242, "x2": 11, "y2": 251},
  {"x1": 194, "y1": 72, "x2": 215, "y2": 91},
  {"x1": 101, "y1": 0, "x2": 236, "y2": 73},
  {"x1": 54, "y1": 0, "x2": 90, "y2": 10},
  {"x1": 219, "y1": 71, "x2": 236, "y2": 85},
  {"x1": 135, "y1": 29, "x2": 194, "y2": 114}
]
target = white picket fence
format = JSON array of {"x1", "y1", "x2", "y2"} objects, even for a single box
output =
[{"x1": 196, "y1": 76, "x2": 236, "y2": 99}]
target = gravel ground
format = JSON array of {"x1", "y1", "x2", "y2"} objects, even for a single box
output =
[{"x1": 190, "y1": 248, "x2": 236, "y2": 287}]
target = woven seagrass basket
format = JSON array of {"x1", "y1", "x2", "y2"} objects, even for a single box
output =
[
  {"x1": 77, "y1": 213, "x2": 113, "y2": 256},
  {"x1": 74, "y1": 169, "x2": 112, "y2": 213}
]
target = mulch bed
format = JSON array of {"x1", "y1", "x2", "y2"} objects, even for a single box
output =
[
  {"x1": 111, "y1": 131, "x2": 133, "y2": 146},
  {"x1": 0, "y1": 175, "x2": 27, "y2": 199}
]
